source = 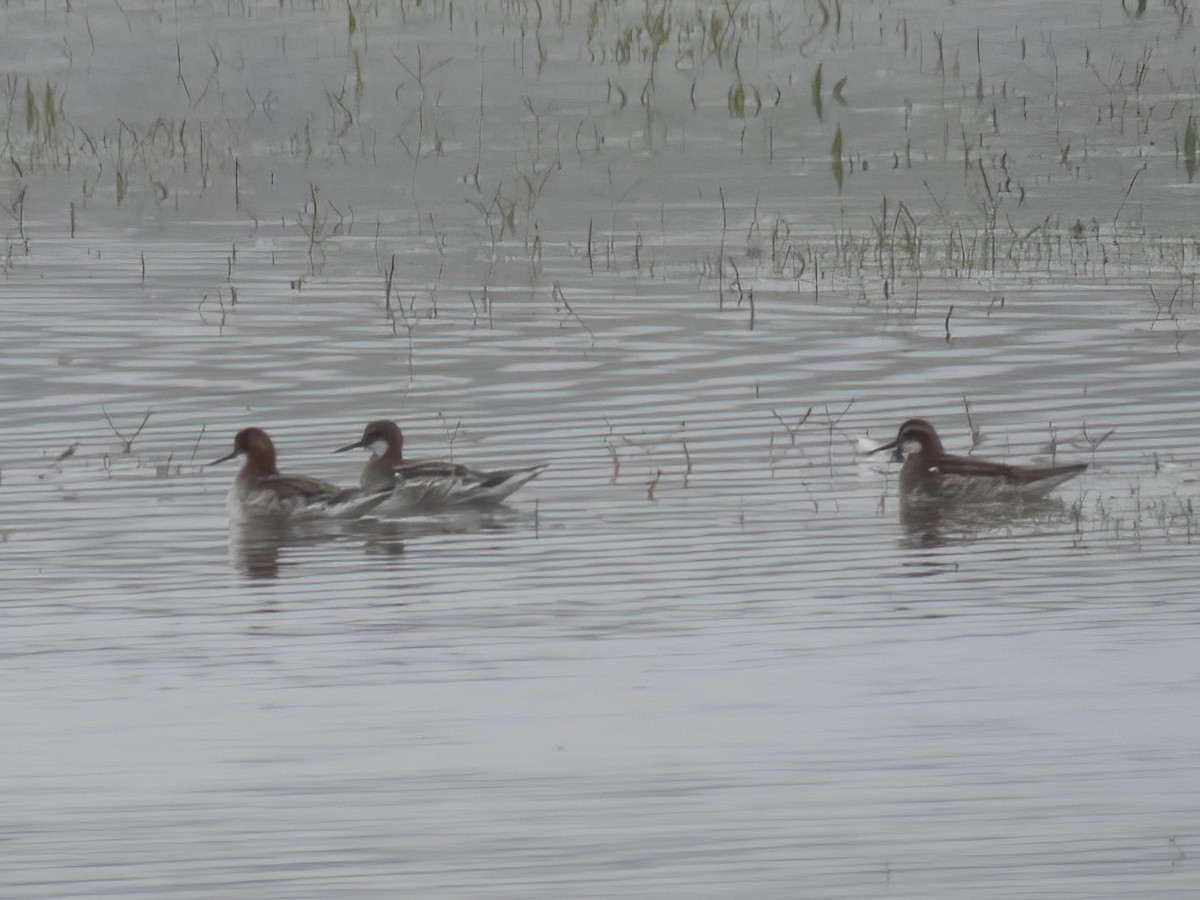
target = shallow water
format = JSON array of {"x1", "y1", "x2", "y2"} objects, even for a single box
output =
[{"x1": 3, "y1": 0, "x2": 1200, "y2": 896}]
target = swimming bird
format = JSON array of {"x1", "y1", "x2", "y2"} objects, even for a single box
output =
[
  {"x1": 870, "y1": 418, "x2": 1087, "y2": 501},
  {"x1": 211, "y1": 427, "x2": 392, "y2": 519},
  {"x1": 335, "y1": 419, "x2": 547, "y2": 508}
]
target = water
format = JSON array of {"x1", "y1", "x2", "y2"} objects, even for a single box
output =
[{"x1": 3, "y1": 0, "x2": 1200, "y2": 895}]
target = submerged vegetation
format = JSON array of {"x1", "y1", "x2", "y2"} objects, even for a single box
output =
[
  {"x1": 0, "y1": 0, "x2": 1193, "y2": 560},
  {"x1": 0, "y1": 0, "x2": 1197, "y2": 329}
]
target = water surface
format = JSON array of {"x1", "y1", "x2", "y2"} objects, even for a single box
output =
[{"x1": 3, "y1": 0, "x2": 1200, "y2": 896}]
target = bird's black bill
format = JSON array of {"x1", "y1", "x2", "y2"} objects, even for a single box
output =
[{"x1": 867, "y1": 438, "x2": 905, "y2": 463}]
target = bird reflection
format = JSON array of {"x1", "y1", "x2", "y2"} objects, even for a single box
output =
[
  {"x1": 227, "y1": 517, "x2": 362, "y2": 579},
  {"x1": 895, "y1": 491, "x2": 1080, "y2": 550},
  {"x1": 228, "y1": 507, "x2": 526, "y2": 579}
]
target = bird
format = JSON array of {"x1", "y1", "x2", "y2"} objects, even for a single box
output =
[
  {"x1": 211, "y1": 426, "x2": 392, "y2": 519},
  {"x1": 335, "y1": 419, "x2": 547, "y2": 509},
  {"x1": 870, "y1": 418, "x2": 1087, "y2": 502}
]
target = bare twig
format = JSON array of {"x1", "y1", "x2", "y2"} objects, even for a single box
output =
[
  {"x1": 1081, "y1": 421, "x2": 1115, "y2": 464},
  {"x1": 552, "y1": 283, "x2": 595, "y2": 343},
  {"x1": 647, "y1": 468, "x2": 662, "y2": 501},
  {"x1": 384, "y1": 253, "x2": 396, "y2": 314},
  {"x1": 190, "y1": 424, "x2": 206, "y2": 462},
  {"x1": 1114, "y1": 161, "x2": 1148, "y2": 227},
  {"x1": 607, "y1": 441, "x2": 620, "y2": 482},
  {"x1": 771, "y1": 406, "x2": 813, "y2": 445},
  {"x1": 102, "y1": 407, "x2": 152, "y2": 453}
]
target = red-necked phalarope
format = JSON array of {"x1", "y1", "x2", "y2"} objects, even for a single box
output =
[
  {"x1": 335, "y1": 419, "x2": 547, "y2": 508},
  {"x1": 211, "y1": 426, "x2": 392, "y2": 519},
  {"x1": 870, "y1": 418, "x2": 1087, "y2": 501}
]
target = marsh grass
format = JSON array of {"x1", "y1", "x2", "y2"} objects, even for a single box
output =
[
  {"x1": 2, "y1": 77, "x2": 70, "y2": 170},
  {"x1": 4, "y1": 0, "x2": 1198, "y2": 370},
  {"x1": 811, "y1": 63, "x2": 824, "y2": 121},
  {"x1": 585, "y1": 0, "x2": 790, "y2": 113},
  {"x1": 830, "y1": 126, "x2": 844, "y2": 191},
  {"x1": 1182, "y1": 116, "x2": 1199, "y2": 180}
]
